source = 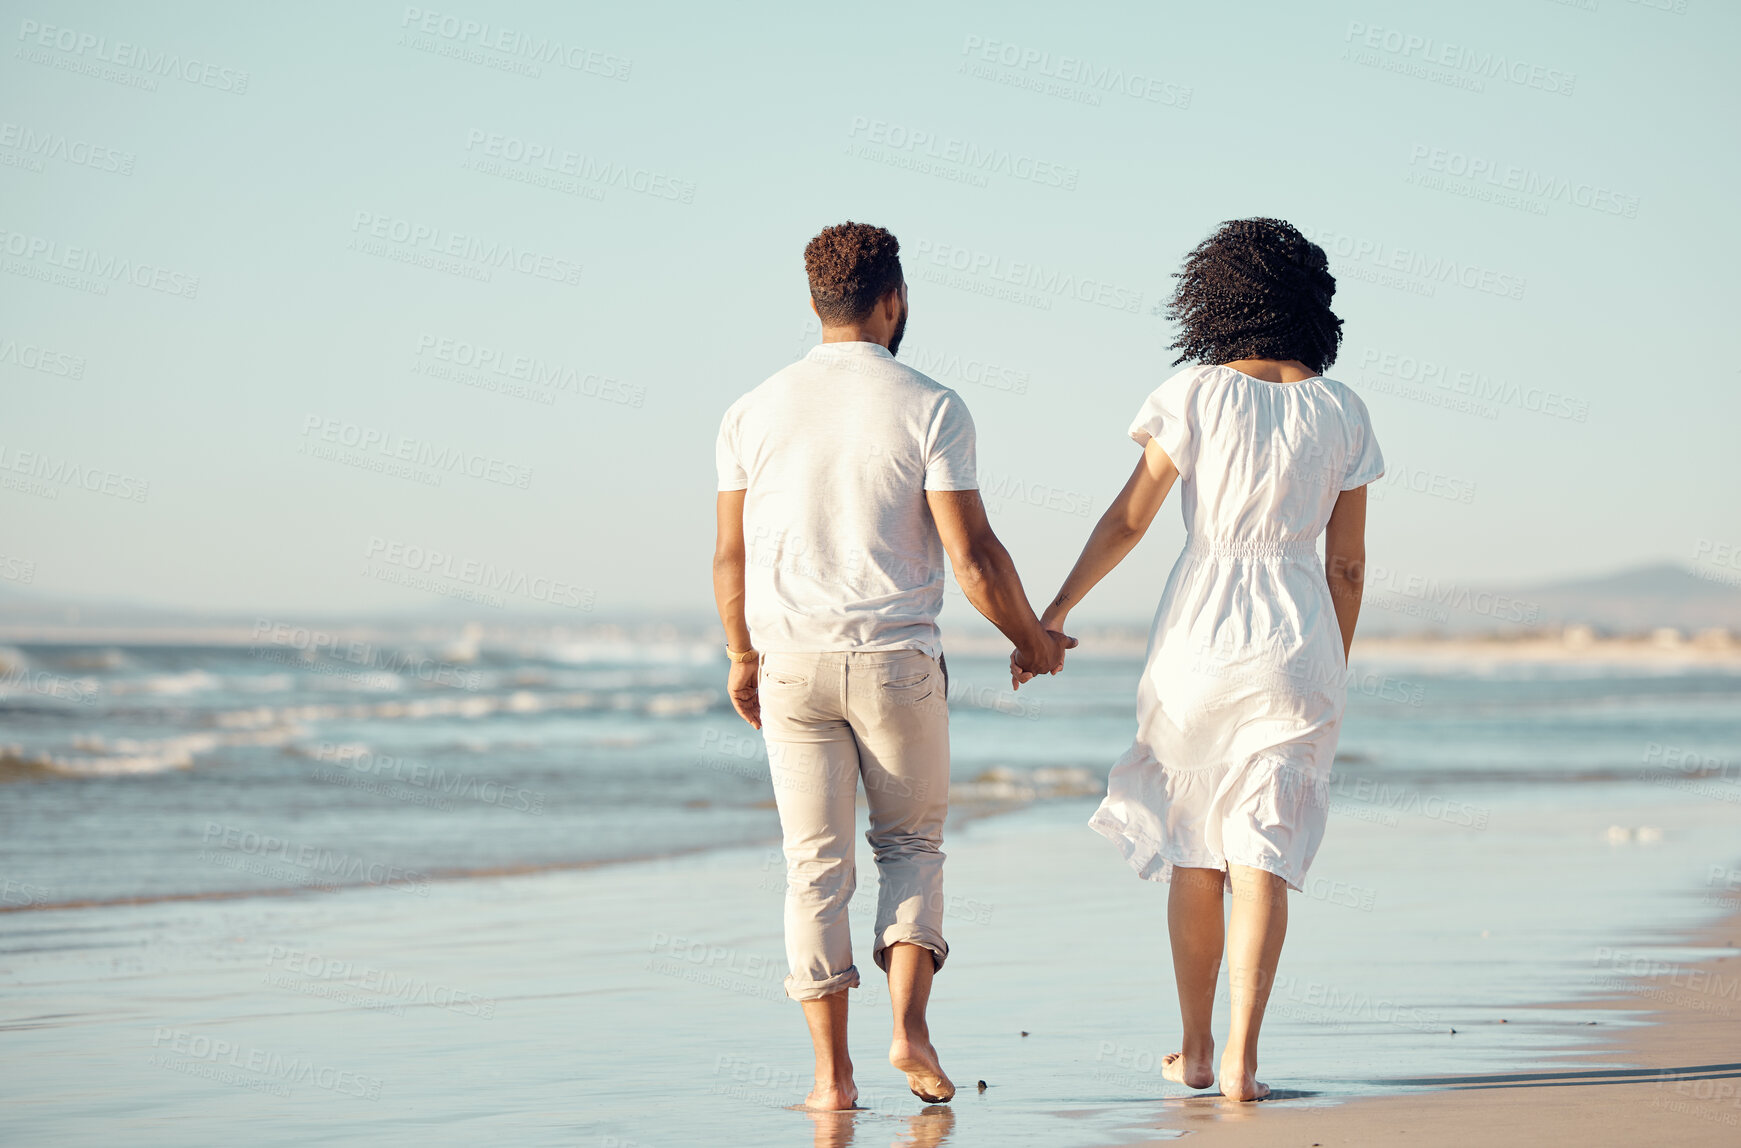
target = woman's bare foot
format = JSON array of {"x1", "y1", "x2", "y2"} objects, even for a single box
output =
[
  {"x1": 804, "y1": 1078, "x2": 859, "y2": 1111},
  {"x1": 890, "y1": 1036, "x2": 955, "y2": 1103},
  {"x1": 1218, "y1": 1055, "x2": 1269, "y2": 1102},
  {"x1": 1160, "y1": 1039, "x2": 1216, "y2": 1090}
]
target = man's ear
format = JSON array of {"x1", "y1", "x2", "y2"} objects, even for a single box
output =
[
  {"x1": 884, "y1": 284, "x2": 905, "y2": 320},
  {"x1": 809, "y1": 297, "x2": 819, "y2": 318}
]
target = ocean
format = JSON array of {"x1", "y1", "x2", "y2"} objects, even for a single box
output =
[{"x1": 1, "y1": 634, "x2": 1738, "y2": 912}]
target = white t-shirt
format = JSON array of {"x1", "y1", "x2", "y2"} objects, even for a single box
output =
[{"x1": 715, "y1": 341, "x2": 978, "y2": 658}]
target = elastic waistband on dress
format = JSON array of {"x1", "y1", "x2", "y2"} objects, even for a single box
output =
[{"x1": 1184, "y1": 536, "x2": 1318, "y2": 559}]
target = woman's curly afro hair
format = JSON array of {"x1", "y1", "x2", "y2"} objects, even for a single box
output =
[{"x1": 1165, "y1": 218, "x2": 1343, "y2": 374}]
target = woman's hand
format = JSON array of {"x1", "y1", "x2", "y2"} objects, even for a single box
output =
[{"x1": 1009, "y1": 629, "x2": 1078, "y2": 690}]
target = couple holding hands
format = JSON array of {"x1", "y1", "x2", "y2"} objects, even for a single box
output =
[{"x1": 712, "y1": 217, "x2": 1382, "y2": 1108}]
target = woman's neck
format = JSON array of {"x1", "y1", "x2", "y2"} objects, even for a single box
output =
[{"x1": 1221, "y1": 359, "x2": 1318, "y2": 383}]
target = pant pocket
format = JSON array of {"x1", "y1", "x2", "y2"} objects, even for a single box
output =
[{"x1": 880, "y1": 668, "x2": 934, "y2": 705}]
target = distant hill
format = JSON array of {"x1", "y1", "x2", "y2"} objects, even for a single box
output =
[
  {"x1": 1360, "y1": 562, "x2": 1741, "y2": 637},
  {"x1": 2, "y1": 562, "x2": 1736, "y2": 643}
]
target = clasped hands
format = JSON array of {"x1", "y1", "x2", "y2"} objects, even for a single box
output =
[{"x1": 1009, "y1": 620, "x2": 1078, "y2": 690}]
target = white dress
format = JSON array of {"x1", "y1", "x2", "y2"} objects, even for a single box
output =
[{"x1": 1088, "y1": 364, "x2": 1385, "y2": 891}]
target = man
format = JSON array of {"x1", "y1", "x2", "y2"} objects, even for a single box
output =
[{"x1": 712, "y1": 221, "x2": 1072, "y2": 1111}]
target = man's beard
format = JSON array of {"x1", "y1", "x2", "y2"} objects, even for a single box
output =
[{"x1": 887, "y1": 304, "x2": 908, "y2": 358}]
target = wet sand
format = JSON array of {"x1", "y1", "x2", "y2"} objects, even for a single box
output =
[
  {"x1": 3, "y1": 788, "x2": 1736, "y2": 1145},
  {"x1": 1133, "y1": 908, "x2": 1741, "y2": 1146}
]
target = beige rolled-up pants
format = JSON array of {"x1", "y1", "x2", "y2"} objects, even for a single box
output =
[{"x1": 759, "y1": 649, "x2": 951, "y2": 1002}]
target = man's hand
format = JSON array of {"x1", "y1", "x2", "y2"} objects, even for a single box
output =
[
  {"x1": 728, "y1": 658, "x2": 761, "y2": 729},
  {"x1": 1010, "y1": 630, "x2": 1077, "y2": 690}
]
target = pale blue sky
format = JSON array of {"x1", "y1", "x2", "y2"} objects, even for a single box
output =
[{"x1": 3, "y1": 0, "x2": 1737, "y2": 621}]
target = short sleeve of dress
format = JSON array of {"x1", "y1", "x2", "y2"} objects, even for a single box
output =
[
  {"x1": 715, "y1": 405, "x2": 748, "y2": 492},
  {"x1": 1341, "y1": 389, "x2": 1385, "y2": 491},
  {"x1": 923, "y1": 391, "x2": 979, "y2": 491},
  {"x1": 1127, "y1": 369, "x2": 1197, "y2": 478}
]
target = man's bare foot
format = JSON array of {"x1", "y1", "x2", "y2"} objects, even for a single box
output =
[
  {"x1": 890, "y1": 1036, "x2": 955, "y2": 1103},
  {"x1": 804, "y1": 1079, "x2": 859, "y2": 1111},
  {"x1": 1161, "y1": 1041, "x2": 1216, "y2": 1090},
  {"x1": 1218, "y1": 1056, "x2": 1269, "y2": 1102}
]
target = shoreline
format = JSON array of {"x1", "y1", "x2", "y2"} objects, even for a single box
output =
[
  {"x1": 2, "y1": 795, "x2": 1736, "y2": 1145},
  {"x1": 1128, "y1": 897, "x2": 1741, "y2": 1145},
  {"x1": 3, "y1": 626, "x2": 1738, "y2": 667}
]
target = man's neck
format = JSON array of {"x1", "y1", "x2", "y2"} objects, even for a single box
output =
[{"x1": 819, "y1": 326, "x2": 889, "y2": 350}]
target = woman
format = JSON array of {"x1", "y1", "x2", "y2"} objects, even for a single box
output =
[{"x1": 1025, "y1": 218, "x2": 1382, "y2": 1101}]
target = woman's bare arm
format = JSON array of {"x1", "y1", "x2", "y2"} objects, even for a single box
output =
[
  {"x1": 1323, "y1": 485, "x2": 1368, "y2": 662},
  {"x1": 1040, "y1": 436, "x2": 1180, "y2": 631}
]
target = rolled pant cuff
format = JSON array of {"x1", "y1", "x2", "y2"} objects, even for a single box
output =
[
  {"x1": 784, "y1": 965, "x2": 860, "y2": 1002},
  {"x1": 872, "y1": 926, "x2": 948, "y2": 974}
]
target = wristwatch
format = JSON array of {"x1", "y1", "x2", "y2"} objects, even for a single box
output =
[{"x1": 725, "y1": 646, "x2": 759, "y2": 663}]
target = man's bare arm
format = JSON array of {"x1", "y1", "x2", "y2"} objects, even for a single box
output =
[
  {"x1": 926, "y1": 489, "x2": 1071, "y2": 683},
  {"x1": 712, "y1": 489, "x2": 759, "y2": 728}
]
